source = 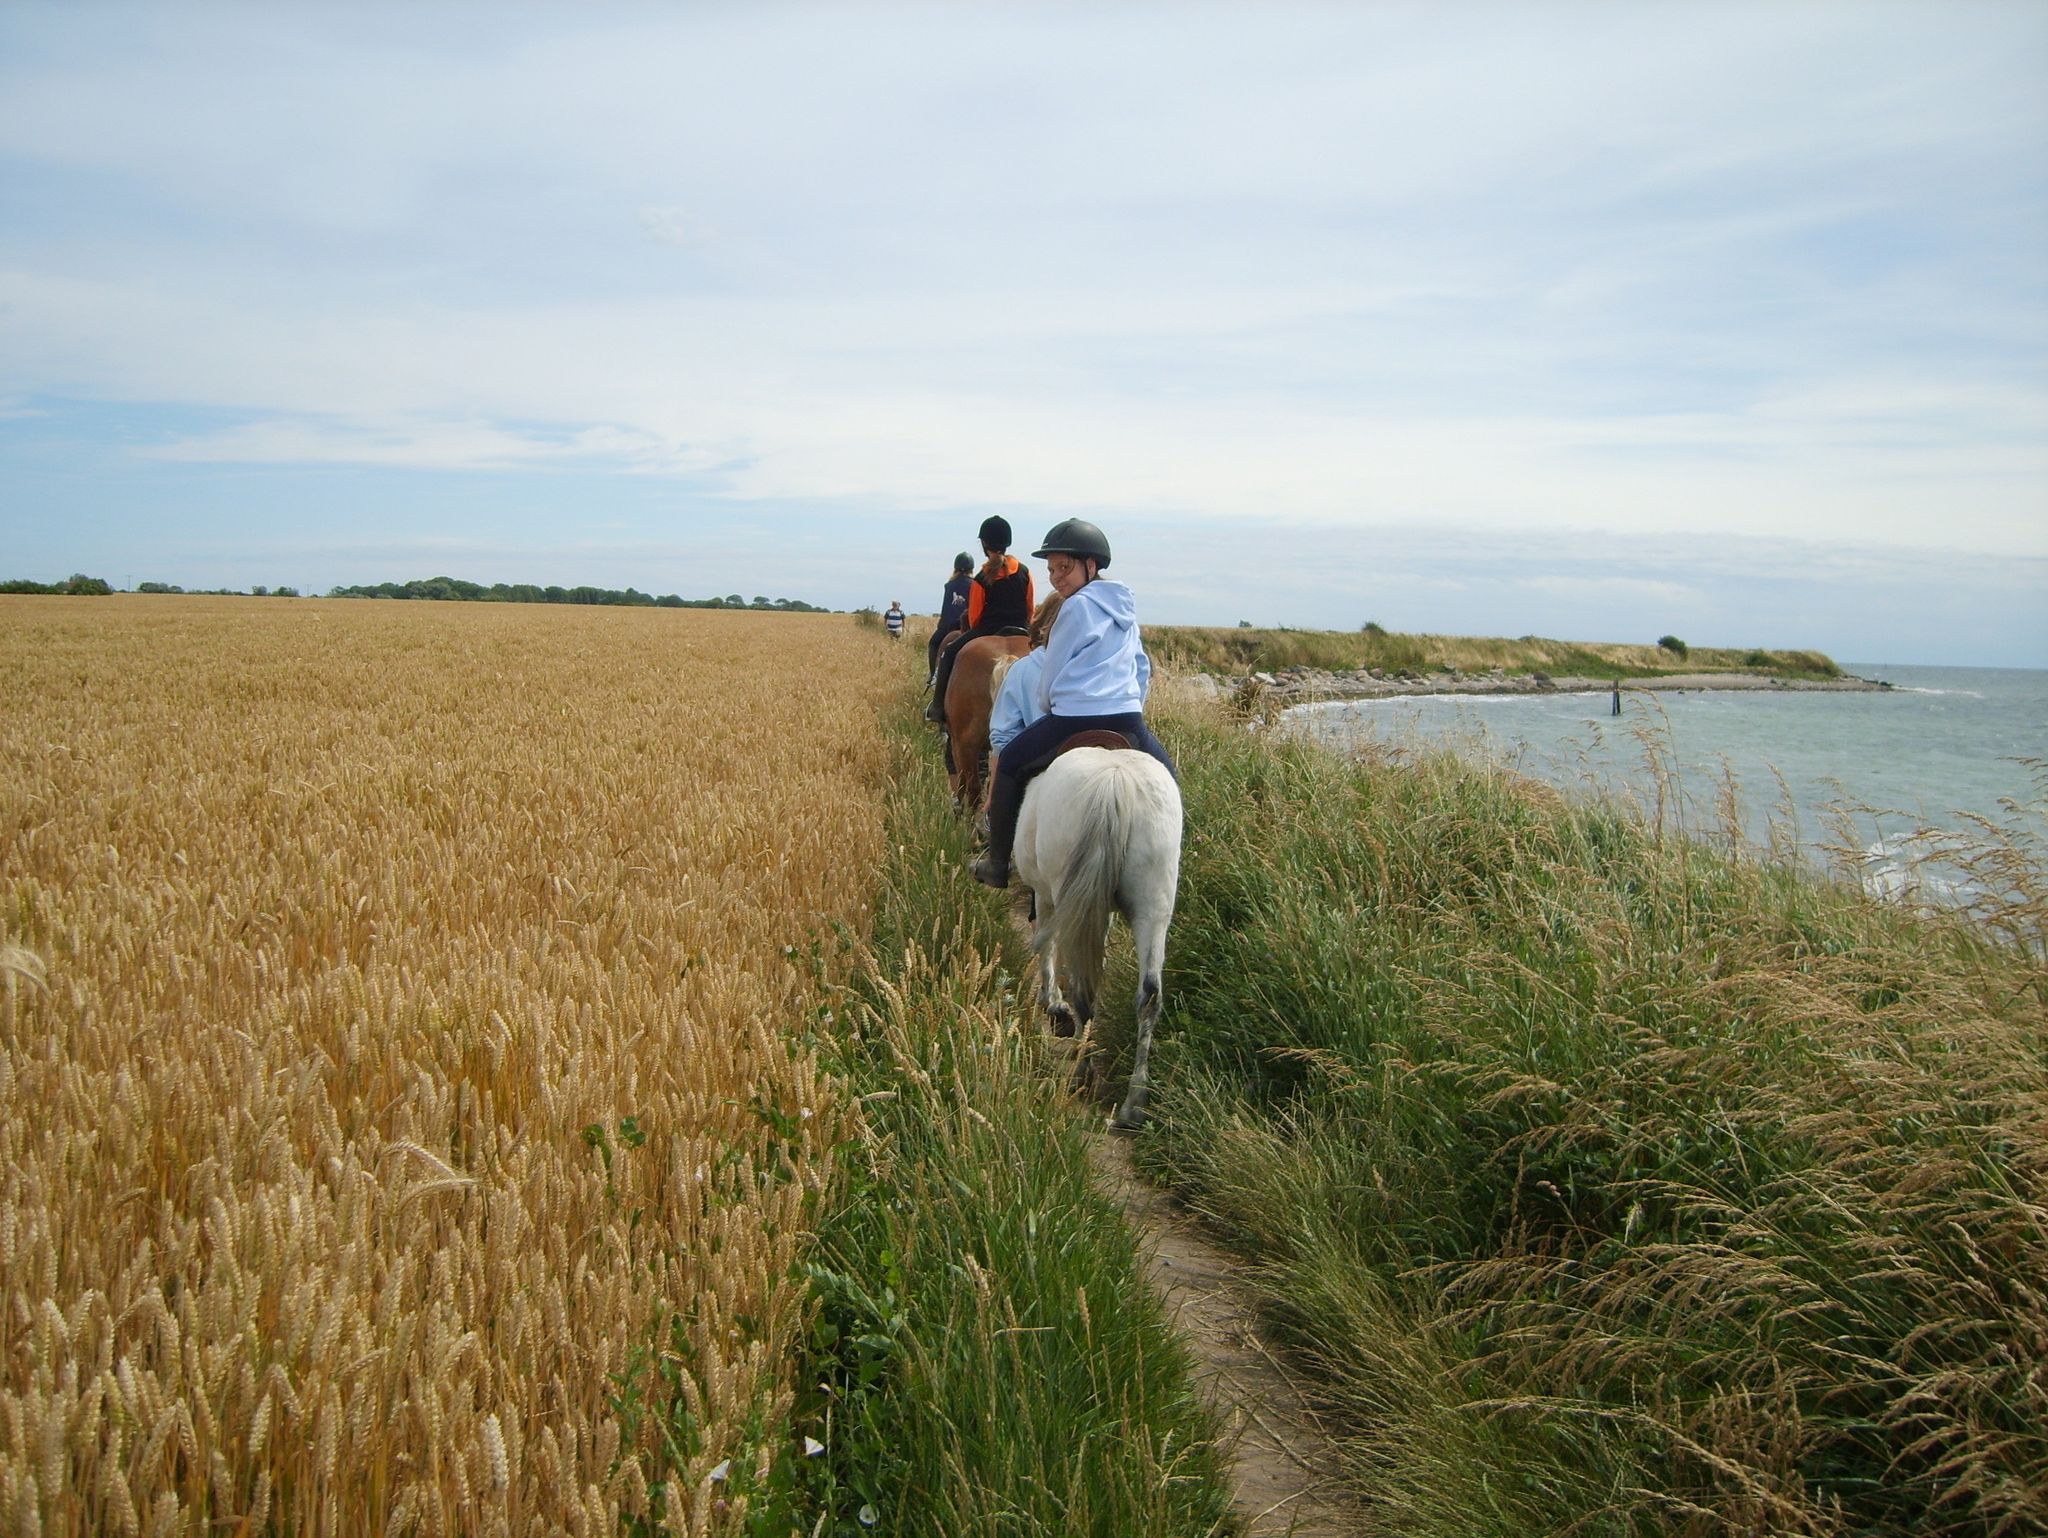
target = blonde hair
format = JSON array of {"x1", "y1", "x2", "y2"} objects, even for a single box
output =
[{"x1": 1028, "y1": 593, "x2": 1064, "y2": 648}]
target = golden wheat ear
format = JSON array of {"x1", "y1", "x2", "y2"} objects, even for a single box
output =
[{"x1": 0, "y1": 942, "x2": 47, "y2": 992}]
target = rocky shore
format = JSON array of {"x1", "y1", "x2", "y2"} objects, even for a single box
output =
[{"x1": 1165, "y1": 666, "x2": 1891, "y2": 707}]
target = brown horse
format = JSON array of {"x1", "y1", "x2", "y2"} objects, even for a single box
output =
[{"x1": 944, "y1": 633, "x2": 1031, "y2": 810}]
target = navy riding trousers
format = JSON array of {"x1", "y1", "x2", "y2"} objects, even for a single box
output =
[{"x1": 982, "y1": 710, "x2": 1177, "y2": 876}]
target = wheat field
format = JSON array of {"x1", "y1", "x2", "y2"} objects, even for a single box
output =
[{"x1": 0, "y1": 597, "x2": 897, "y2": 1536}]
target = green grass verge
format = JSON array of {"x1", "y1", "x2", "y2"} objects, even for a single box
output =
[
  {"x1": 782, "y1": 701, "x2": 1237, "y2": 1537},
  {"x1": 1131, "y1": 703, "x2": 2045, "y2": 1537}
]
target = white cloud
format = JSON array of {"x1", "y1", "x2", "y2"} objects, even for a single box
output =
[
  {"x1": 1518, "y1": 574, "x2": 1701, "y2": 606},
  {"x1": 143, "y1": 417, "x2": 648, "y2": 471},
  {"x1": 637, "y1": 206, "x2": 717, "y2": 251}
]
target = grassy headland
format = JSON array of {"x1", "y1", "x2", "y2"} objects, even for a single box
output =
[
  {"x1": 1147, "y1": 625, "x2": 1844, "y2": 682},
  {"x1": 1113, "y1": 699, "x2": 2045, "y2": 1536}
]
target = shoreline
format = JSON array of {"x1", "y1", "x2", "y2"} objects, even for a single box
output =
[{"x1": 1166, "y1": 667, "x2": 1892, "y2": 706}]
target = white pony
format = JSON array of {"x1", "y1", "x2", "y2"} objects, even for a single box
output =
[{"x1": 1012, "y1": 744, "x2": 1183, "y2": 1131}]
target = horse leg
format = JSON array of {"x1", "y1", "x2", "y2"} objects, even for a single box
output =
[
  {"x1": 1043, "y1": 956, "x2": 1078, "y2": 1036},
  {"x1": 1034, "y1": 897, "x2": 1078, "y2": 1037},
  {"x1": 1064, "y1": 962, "x2": 1096, "y2": 1041},
  {"x1": 948, "y1": 725, "x2": 973, "y2": 810},
  {"x1": 1110, "y1": 905, "x2": 1170, "y2": 1133},
  {"x1": 1069, "y1": 973, "x2": 1107, "y2": 1098}
]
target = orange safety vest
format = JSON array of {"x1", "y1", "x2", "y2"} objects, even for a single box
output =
[{"x1": 966, "y1": 555, "x2": 1033, "y2": 632}]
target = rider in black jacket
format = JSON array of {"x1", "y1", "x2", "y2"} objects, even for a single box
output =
[
  {"x1": 925, "y1": 517, "x2": 1036, "y2": 726},
  {"x1": 927, "y1": 551, "x2": 975, "y2": 685}
]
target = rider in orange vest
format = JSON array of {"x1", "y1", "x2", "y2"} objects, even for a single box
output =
[{"x1": 924, "y1": 516, "x2": 1036, "y2": 726}]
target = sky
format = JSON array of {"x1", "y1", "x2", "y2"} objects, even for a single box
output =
[{"x1": 2, "y1": 2, "x2": 2045, "y2": 665}]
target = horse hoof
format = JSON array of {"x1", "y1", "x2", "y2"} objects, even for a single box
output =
[
  {"x1": 1106, "y1": 1112, "x2": 1143, "y2": 1137},
  {"x1": 1049, "y1": 1006, "x2": 1077, "y2": 1038}
]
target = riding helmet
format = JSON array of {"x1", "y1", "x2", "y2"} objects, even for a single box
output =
[
  {"x1": 1032, "y1": 518, "x2": 1112, "y2": 570},
  {"x1": 977, "y1": 515, "x2": 1013, "y2": 551}
]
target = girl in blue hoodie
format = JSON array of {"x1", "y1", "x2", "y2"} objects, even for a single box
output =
[{"x1": 970, "y1": 520, "x2": 1176, "y2": 889}]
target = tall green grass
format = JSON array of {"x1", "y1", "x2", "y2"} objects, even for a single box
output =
[
  {"x1": 1130, "y1": 704, "x2": 2045, "y2": 1536},
  {"x1": 1146, "y1": 626, "x2": 1843, "y2": 681},
  {"x1": 790, "y1": 705, "x2": 1237, "y2": 1537}
]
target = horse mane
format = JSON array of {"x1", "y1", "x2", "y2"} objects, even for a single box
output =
[{"x1": 987, "y1": 653, "x2": 1017, "y2": 702}]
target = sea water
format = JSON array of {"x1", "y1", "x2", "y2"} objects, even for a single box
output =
[{"x1": 1284, "y1": 663, "x2": 2047, "y2": 896}]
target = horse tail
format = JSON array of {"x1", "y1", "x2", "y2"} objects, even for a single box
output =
[
  {"x1": 1044, "y1": 756, "x2": 1142, "y2": 1017},
  {"x1": 988, "y1": 653, "x2": 1017, "y2": 704}
]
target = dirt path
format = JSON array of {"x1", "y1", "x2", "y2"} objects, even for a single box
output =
[{"x1": 1088, "y1": 1136, "x2": 1366, "y2": 1536}]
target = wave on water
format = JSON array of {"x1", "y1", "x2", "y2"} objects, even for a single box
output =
[
  {"x1": 1302, "y1": 690, "x2": 1611, "y2": 710},
  {"x1": 1854, "y1": 829, "x2": 2018, "y2": 921},
  {"x1": 1859, "y1": 838, "x2": 1939, "y2": 903},
  {"x1": 1896, "y1": 686, "x2": 1986, "y2": 698}
]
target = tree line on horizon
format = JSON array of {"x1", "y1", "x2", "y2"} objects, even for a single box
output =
[
  {"x1": 1, "y1": 574, "x2": 831, "y2": 611},
  {"x1": 328, "y1": 576, "x2": 828, "y2": 610},
  {"x1": 1, "y1": 574, "x2": 116, "y2": 595}
]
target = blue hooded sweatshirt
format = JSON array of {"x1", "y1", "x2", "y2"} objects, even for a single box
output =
[
  {"x1": 988, "y1": 650, "x2": 1047, "y2": 752},
  {"x1": 1033, "y1": 578, "x2": 1152, "y2": 717}
]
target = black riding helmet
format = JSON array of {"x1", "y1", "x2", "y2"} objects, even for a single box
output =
[
  {"x1": 953, "y1": 552, "x2": 973, "y2": 575},
  {"x1": 978, "y1": 515, "x2": 1013, "y2": 551},
  {"x1": 1032, "y1": 518, "x2": 1111, "y2": 570}
]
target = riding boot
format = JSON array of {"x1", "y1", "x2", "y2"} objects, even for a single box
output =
[
  {"x1": 972, "y1": 770, "x2": 1022, "y2": 888},
  {"x1": 926, "y1": 636, "x2": 963, "y2": 724}
]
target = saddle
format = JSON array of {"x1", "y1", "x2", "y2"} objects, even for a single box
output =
[{"x1": 1053, "y1": 729, "x2": 1135, "y2": 757}]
